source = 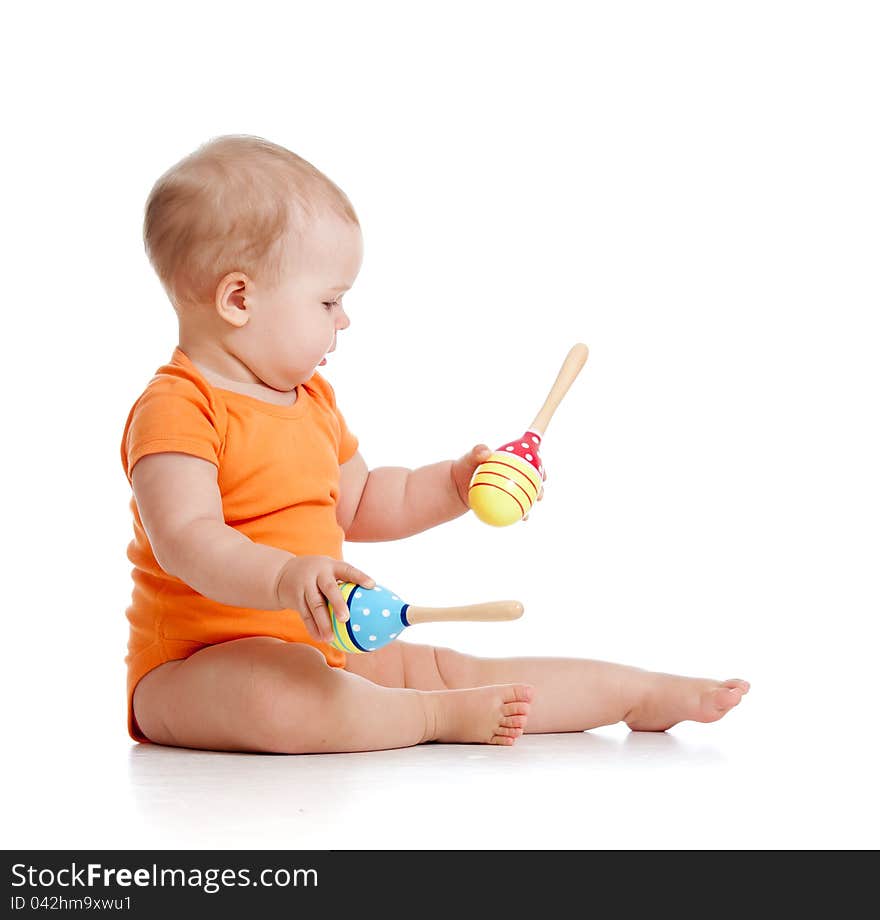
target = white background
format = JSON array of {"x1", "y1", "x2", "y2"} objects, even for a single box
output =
[{"x1": 2, "y1": 1, "x2": 878, "y2": 850}]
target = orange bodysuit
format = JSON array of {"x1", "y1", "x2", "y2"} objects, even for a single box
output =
[{"x1": 121, "y1": 348, "x2": 357, "y2": 742}]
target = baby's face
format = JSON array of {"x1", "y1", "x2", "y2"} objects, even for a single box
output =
[{"x1": 247, "y1": 212, "x2": 363, "y2": 390}]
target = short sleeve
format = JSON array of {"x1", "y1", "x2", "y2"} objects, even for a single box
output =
[
  {"x1": 121, "y1": 375, "x2": 224, "y2": 482},
  {"x1": 336, "y1": 404, "x2": 359, "y2": 465},
  {"x1": 306, "y1": 372, "x2": 359, "y2": 465}
]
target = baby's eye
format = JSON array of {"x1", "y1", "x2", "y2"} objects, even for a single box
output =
[{"x1": 322, "y1": 300, "x2": 339, "y2": 311}]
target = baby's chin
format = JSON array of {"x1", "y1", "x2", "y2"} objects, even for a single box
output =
[
  {"x1": 316, "y1": 347, "x2": 335, "y2": 370},
  {"x1": 258, "y1": 370, "x2": 311, "y2": 392},
  {"x1": 261, "y1": 350, "x2": 332, "y2": 388}
]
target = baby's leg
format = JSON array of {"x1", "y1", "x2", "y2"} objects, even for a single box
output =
[
  {"x1": 132, "y1": 637, "x2": 533, "y2": 753},
  {"x1": 345, "y1": 643, "x2": 748, "y2": 733},
  {"x1": 435, "y1": 652, "x2": 749, "y2": 732}
]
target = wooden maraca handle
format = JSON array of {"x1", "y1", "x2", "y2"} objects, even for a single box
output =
[
  {"x1": 529, "y1": 343, "x2": 589, "y2": 436},
  {"x1": 405, "y1": 600, "x2": 524, "y2": 625}
]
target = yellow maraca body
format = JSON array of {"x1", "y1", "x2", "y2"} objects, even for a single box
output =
[{"x1": 468, "y1": 446, "x2": 543, "y2": 527}]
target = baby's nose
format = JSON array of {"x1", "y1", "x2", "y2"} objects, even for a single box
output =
[{"x1": 336, "y1": 307, "x2": 351, "y2": 330}]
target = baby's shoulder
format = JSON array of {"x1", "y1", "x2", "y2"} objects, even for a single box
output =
[
  {"x1": 121, "y1": 355, "x2": 227, "y2": 480},
  {"x1": 132, "y1": 352, "x2": 222, "y2": 416},
  {"x1": 123, "y1": 353, "x2": 228, "y2": 440}
]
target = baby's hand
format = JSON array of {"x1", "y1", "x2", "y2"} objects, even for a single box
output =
[
  {"x1": 276, "y1": 556, "x2": 375, "y2": 643},
  {"x1": 451, "y1": 444, "x2": 493, "y2": 507}
]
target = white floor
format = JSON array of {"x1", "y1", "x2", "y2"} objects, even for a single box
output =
[
  {"x1": 3, "y1": 0, "x2": 879, "y2": 858},
  {"x1": 6, "y1": 691, "x2": 877, "y2": 850}
]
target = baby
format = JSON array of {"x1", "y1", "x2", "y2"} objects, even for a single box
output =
[{"x1": 123, "y1": 135, "x2": 749, "y2": 753}]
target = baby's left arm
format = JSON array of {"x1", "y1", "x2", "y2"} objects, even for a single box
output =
[{"x1": 337, "y1": 445, "x2": 493, "y2": 541}]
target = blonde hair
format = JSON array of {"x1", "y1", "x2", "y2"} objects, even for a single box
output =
[{"x1": 143, "y1": 135, "x2": 358, "y2": 310}]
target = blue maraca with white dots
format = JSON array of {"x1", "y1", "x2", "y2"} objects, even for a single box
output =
[{"x1": 328, "y1": 582, "x2": 523, "y2": 654}]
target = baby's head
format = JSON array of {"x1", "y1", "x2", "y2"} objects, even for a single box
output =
[{"x1": 144, "y1": 135, "x2": 362, "y2": 390}]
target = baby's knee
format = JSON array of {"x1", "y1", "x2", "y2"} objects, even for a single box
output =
[
  {"x1": 246, "y1": 639, "x2": 331, "y2": 699},
  {"x1": 433, "y1": 645, "x2": 483, "y2": 689},
  {"x1": 243, "y1": 642, "x2": 348, "y2": 751},
  {"x1": 244, "y1": 638, "x2": 331, "y2": 683},
  {"x1": 392, "y1": 642, "x2": 484, "y2": 690}
]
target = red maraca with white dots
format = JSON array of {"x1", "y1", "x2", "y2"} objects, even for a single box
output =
[{"x1": 469, "y1": 343, "x2": 589, "y2": 526}]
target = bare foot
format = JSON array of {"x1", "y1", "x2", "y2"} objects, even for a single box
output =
[
  {"x1": 625, "y1": 675, "x2": 750, "y2": 732},
  {"x1": 425, "y1": 684, "x2": 533, "y2": 746}
]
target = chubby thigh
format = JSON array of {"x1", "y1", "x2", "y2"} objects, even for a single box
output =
[
  {"x1": 131, "y1": 637, "x2": 472, "y2": 754},
  {"x1": 133, "y1": 637, "x2": 345, "y2": 752}
]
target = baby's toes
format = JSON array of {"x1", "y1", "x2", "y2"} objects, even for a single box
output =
[
  {"x1": 504, "y1": 684, "x2": 534, "y2": 705},
  {"x1": 489, "y1": 734, "x2": 517, "y2": 746},
  {"x1": 501, "y1": 714, "x2": 528, "y2": 730},
  {"x1": 723, "y1": 678, "x2": 750, "y2": 694},
  {"x1": 703, "y1": 686, "x2": 743, "y2": 720},
  {"x1": 502, "y1": 701, "x2": 531, "y2": 719},
  {"x1": 494, "y1": 725, "x2": 524, "y2": 740}
]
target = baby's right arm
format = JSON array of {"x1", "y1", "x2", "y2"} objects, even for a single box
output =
[{"x1": 131, "y1": 452, "x2": 373, "y2": 642}]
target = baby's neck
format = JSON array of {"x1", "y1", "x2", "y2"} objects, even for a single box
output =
[{"x1": 178, "y1": 337, "x2": 298, "y2": 407}]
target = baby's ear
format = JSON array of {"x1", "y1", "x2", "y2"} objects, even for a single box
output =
[{"x1": 215, "y1": 272, "x2": 251, "y2": 327}]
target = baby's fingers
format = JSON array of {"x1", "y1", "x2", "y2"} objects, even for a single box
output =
[
  {"x1": 296, "y1": 602, "x2": 325, "y2": 644},
  {"x1": 334, "y1": 561, "x2": 376, "y2": 591},
  {"x1": 306, "y1": 589, "x2": 335, "y2": 642},
  {"x1": 524, "y1": 485, "x2": 545, "y2": 521},
  {"x1": 320, "y1": 577, "x2": 352, "y2": 631}
]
